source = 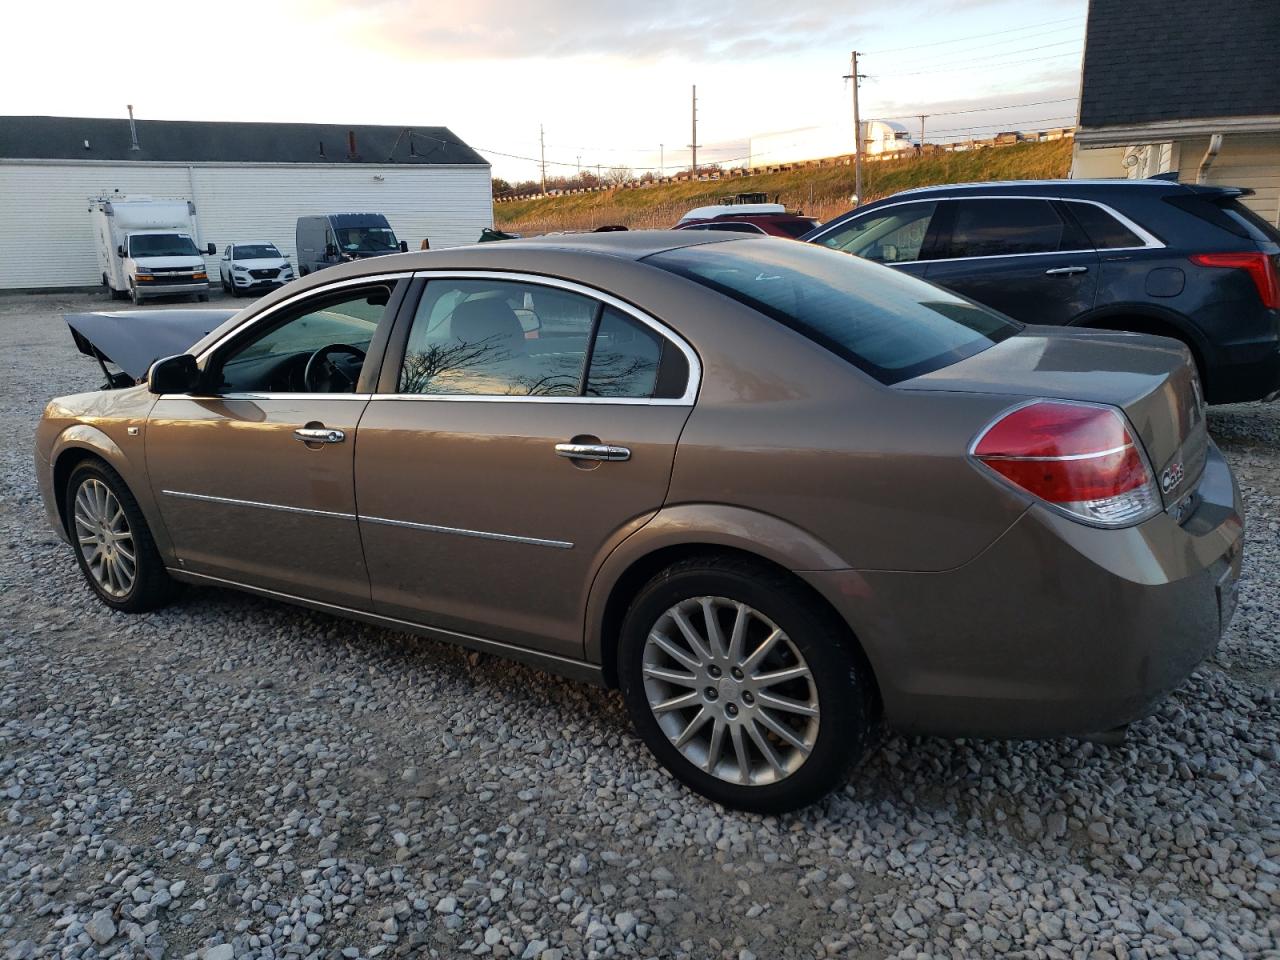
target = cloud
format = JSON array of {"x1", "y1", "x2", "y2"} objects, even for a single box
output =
[{"x1": 336, "y1": 0, "x2": 879, "y2": 61}]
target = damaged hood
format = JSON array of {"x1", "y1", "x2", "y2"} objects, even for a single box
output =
[{"x1": 65, "y1": 309, "x2": 238, "y2": 382}]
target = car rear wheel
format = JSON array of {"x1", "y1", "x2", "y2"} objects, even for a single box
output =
[
  {"x1": 66, "y1": 460, "x2": 178, "y2": 613},
  {"x1": 618, "y1": 556, "x2": 876, "y2": 813}
]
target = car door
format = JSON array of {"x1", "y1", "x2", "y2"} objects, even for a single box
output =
[
  {"x1": 144, "y1": 275, "x2": 409, "y2": 607},
  {"x1": 354, "y1": 273, "x2": 698, "y2": 660},
  {"x1": 923, "y1": 197, "x2": 1099, "y2": 325},
  {"x1": 220, "y1": 245, "x2": 232, "y2": 285},
  {"x1": 808, "y1": 200, "x2": 944, "y2": 280}
]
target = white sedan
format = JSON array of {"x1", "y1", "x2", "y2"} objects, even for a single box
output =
[{"x1": 218, "y1": 242, "x2": 295, "y2": 297}]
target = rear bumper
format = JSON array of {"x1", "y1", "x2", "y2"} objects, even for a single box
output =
[
  {"x1": 805, "y1": 439, "x2": 1243, "y2": 739},
  {"x1": 1206, "y1": 341, "x2": 1280, "y2": 404}
]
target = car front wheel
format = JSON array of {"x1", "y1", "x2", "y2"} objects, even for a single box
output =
[
  {"x1": 66, "y1": 460, "x2": 178, "y2": 613},
  {"x1": 618, "y1": 556, "x2": 877, "y2": 813}
]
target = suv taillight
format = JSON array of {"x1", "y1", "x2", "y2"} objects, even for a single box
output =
[
  {"x1": 972, "y1": 400, "x2": 1160, "y2": 527},
  {"x1": 1190, "y1": 251, "x2": 1280, "y2": 310}
]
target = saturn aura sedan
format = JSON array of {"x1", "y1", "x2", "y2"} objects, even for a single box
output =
[{"x1": 37, "y1": 232, "x2": 1243, "y2": 812}]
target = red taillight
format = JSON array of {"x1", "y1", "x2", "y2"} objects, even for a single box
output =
[
  {"x1": 1190, "y1": 251, "x2": 1280, "y2": 310},
  {"x1": 972, "y1": 400, "x2": 1159, "y2": 526}
]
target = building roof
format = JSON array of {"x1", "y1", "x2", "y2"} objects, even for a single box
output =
[
  {"x1": 1079, "y1": 0, "x2": 1280, "y2": 130},
  {"x1": 0, "y1": 116, "x2": 488, "y2": 165}
]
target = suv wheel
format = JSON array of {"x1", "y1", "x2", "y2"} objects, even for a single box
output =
[
  {"x1": 618, "y1": 556, "x2": 876, "y2": 813},
  {"x1": 66, "y1": 460, "x2": 178, "y2": 613}
]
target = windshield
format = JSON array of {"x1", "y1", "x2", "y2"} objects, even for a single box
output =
[
  {"x1": 335, "y1": 226, "x2": 399, "y2": 253},
  {"x1": 646, "y1": 239, "x2": 1021, "y2": 384},
  {"x1": 129, "y1": 234, "x2": 201, "y2": 258},
  {"x1": 233, "y1": 244, "x2": 282, "y2": 260}
]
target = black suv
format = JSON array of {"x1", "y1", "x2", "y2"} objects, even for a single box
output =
[{"x1": 804, "y1": 180, "x2": 1280, "y2": 404}]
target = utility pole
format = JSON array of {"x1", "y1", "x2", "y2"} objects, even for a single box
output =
[
  {"x1": 688, "y1": 85, "x2": 699, "y2": 178},
  {"x1": 918, "y1": 114, "x2": 927, "y2": 152},
  {"x1": 843, "y1": 52, "x2": 864, "y2": 204},
  {"x1": 660, "y1": 143, "x2": 664, "y2": 178},
  {"x1": 539, "y1": 124, "x2": 547, "y2": 195}
]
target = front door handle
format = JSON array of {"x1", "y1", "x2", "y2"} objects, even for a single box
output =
[
  {"x1": 294, "y1": 427, "x2": 345, "y2": 444},
  {"x1": 555, "y1": 442, "x2": 631, "y2": 462},
  {"x1": 1044, "y1": 265, "x2": 1089, "y2": 276}
]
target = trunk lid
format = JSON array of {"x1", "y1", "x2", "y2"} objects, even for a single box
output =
[{"x1": 899, "y1": 327, "x2": 1207, "y2": 507}]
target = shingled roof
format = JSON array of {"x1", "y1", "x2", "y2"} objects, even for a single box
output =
[
  {"x1": 0, "y1": 116, "x2": 488, "y2": 165},
  {"x1": 1079, "y1": 0, "x2": 1280, "y2": 130}
]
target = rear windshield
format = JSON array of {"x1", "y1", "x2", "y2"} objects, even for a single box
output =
[
  {"x1": 646, "y1": 239, "x2": 1021, "y2": 384},
  {"x1": 773, "y1": 218, "x2": 822, "y2": 239}
]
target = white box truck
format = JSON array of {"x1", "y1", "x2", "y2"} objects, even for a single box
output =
[{"x1": 90, "y1": 197, "x2": 215, "y2": 304}]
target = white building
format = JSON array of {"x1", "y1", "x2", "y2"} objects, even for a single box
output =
[{"x1": 0, "y1": 116, "x2": 494, "y2": 290}]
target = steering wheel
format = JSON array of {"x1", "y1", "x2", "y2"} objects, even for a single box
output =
[{"x1": 303, "y1": 343, "x2": 367, "y2": 393}]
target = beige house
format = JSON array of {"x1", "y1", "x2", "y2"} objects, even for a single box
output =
[{"x1": 1070, "y1": 0, "x2": 1280, "y2": 226}]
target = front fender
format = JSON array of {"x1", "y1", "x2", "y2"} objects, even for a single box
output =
[{"x1": 583, "y1": 503, "x2": 850, "y2": 665}]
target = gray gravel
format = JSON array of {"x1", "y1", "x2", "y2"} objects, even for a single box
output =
[{"x1": 2, "y1": 289, "x2": 1279, "y2": 960}]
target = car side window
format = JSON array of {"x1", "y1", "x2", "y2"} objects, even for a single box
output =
[
  {"x1": 817, "y1": 202, "x2": 938, "y2": 263},
  {"x1": 942, "y1": 198, "x2": 1089, "y2": 258},
  {"x1": 1063, "y1": 201, "x2": 1144, "y2": 249},
  {"x1": 214, "y1": 283, "x2": 394, "y2": 394},
  {"x1": 398, "y1": 280, "x2": 686, "y2": 400},
  {"x1": 586, "y1": 308, "x2": 663, "y2": 397},
  {"x1": 400, "y1": 279, "x2": 595, "y2": 397},
  {"x1": 223, "y1": 245, "x2": 231, "y2": 259}
]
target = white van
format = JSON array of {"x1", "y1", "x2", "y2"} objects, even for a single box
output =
[{"x1": 90, "y1": 197, "x2": 215, "y2": 304}]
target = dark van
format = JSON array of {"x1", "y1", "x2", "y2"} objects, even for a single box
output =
[{"x1": 295, "y1": 213, "x2": 408, "y2": 275}]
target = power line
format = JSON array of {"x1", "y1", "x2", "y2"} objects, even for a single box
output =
[
  {"x1": 873, "y1": 48, "x2": 1082, "y2": 79},
  {"x1": 864, "y1": 22, "x2": 1082, "y2": 64},
  {"x1": 862, "y1": 15, "x2": 1083, "y2": 55},
  {"x1": 900, "y1": 37, "x2": 1082, "y2": 72},
  {"x1": 866, "y1": 96, "x2": 1077, "y2": 122}
]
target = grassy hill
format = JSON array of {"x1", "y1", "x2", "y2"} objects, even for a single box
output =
[{"x1": 495, "y1": 138, "x2": 1073, "y2": 235}]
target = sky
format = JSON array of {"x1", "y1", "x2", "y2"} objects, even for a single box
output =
[{"x1": 3, "y1": 0, "x2": 1088, "y2": 182}]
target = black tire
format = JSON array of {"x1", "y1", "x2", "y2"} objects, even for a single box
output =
[
  {"x1": 65, "y1": 459, "x2": 178, "y2": 613},
  {"x1": 130, "y1": 282, "x2": 142, "y2": 306},
  {"x1": 617, "y1": 555, "x2": 877, "y2": 814}
]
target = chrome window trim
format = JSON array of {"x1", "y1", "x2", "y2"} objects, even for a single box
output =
[
  {"x1": 166, "y1": 393, "x2": 374, "y2": 402},
  {"x1": 161, "y1": 490, "x2": 573, "y2": 549},
  {"x1": 396, "y1": 269, "x2": 702, "y2": 406},
  {"x1": 193, "y1": 271, "x2": 412, "y2": 365},
  {"x1": 361, "y1": 515, "x2": 573, "y2": 549},
  {"x1": 810, "y1": 195, "x2": 1165, "y2": 260}
]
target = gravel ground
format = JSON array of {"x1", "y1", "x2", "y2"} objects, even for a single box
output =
[{"x1": 1, "y1": 289, "x2": 1278, "y2": 960}]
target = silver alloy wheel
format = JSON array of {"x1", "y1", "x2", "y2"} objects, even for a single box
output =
[
  {"x1": 72, "y1": 478, "x2": 136, "y2": 599},
  {"x1": 641, "y1": 596, "x2": 820, "y2": 786}
]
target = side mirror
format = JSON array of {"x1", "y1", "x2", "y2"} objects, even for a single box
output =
[
  {"x1": 206, "y1": 243, "x2": 216, "y2": 256},
  {"x1": 116, "y1": 245, "x2": 125, "y2": 258},
  {"x1": 148, "y1": 354, "x2": 201, "y2": 395},
  {"x1": 398, "y1": 240, "x2": 409, "y2": 253},
  {"x1": 325, "y1": 243, "x2": 337, "y2": 257}
]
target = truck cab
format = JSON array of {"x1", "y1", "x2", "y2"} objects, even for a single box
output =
[{"x1": 295, "y1": 213, "x2": 408, "y2": 275}]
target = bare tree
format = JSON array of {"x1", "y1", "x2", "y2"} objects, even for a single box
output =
[{"x1": 605, "y1": 166, "x2": 635, "y2": 188}]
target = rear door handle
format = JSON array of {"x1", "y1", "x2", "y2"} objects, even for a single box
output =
[
  {"x1": 1044, "y1": 265, "x2": 1089, "y2": 276},
  {"x1": 555, "y1": 443, "x2": 631, "y2": 462},
  {"x1": 294, "y1": 427, "x2": 345, "y2": 444}
]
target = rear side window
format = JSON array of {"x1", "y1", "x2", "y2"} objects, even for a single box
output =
[
  {"x1": 1165, "y1": 193, "x2": 1280, "y2": 244},
  {"x1": 586, "y1": 308, "x2": 663, "y2": 397},
  {"x1": 1063, "y1": 201, "x2": 1145, "y2": 249},
  {"x1": 646, "y1": 240, "x2": 1020, "y2": 385},
  {"x1": 774, "y1": 218, "x2": 821, "y2": 239},
  {"x1": 942, "y1": 198, "x2": 1089, "y2": 258}
]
